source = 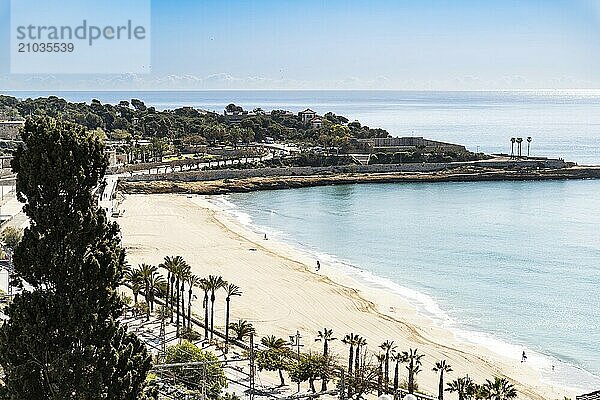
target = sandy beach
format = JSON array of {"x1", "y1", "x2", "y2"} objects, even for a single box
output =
[{"x1": 118, "y1": 193, "x2": 577, "y2": 400}]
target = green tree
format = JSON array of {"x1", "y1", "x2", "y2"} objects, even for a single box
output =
[
  {"x1": 354, "y1": 336, "x2": 367, "y2": 381},
  {"x1": 165, "y1": 340, "x2": 227, "y2": 398},
  {"x1": 199, "y1": 278, "x2": 211, "y2": 338},
  {"x1": 178, "y1": 265, "x2": 191, "y2": 332},
  {"x1": 125, "y1": 266, "x2": 144, "y2": 305},
  {"x1": 379, "y1": 340, "x2": 396, "y2": 393},
  {"x1": 0, "y1": 117, "x2": 151, "y2": 399},
  {"x1": 224, "y1": 283, "x2": 242, "y2": 349},
  {"x1": 256, "y1": 336, "x2": 291, "y2": 386},
  {"x1": 228, "y1": 319, "x2": 255, "y2": 341},
  {"x1": 139, "y1": 263, "x2": 158, "y2": 321},
  {"x1": 391, "y1": 351, "x2": 408, "y2": 394},
  {"x1": 207, "y1": 275, "x2": 227, "y2": 339},
  {"x1": 159, "y1": 256, "x2": 179, "y2": 322},
  {"x1": 315, "y1": 328, "x2": 336, "y2": 391},
  {"x1": 288, "y1": 352, "x2": 332, "y2": 393},
  {"x1": 172, "y1": 260, "x2": 190, "y2": 336},
  {"x1": 342, "y1": 333, "x2": 358, "y2": 375},
  {"x1": 446, "y1": 376, "x2": 476, "y2": 400},
  {"x1": 187, "y1": 274, "x2": 202, "y2": 329},
  {"x1": 480, "y1": 377, "x2": 517, "y2": 400},
  {"x1": 0, "y1": 226, "x2": 23, "y2": 251},
  {"x1": 345, "y1": 354, "x2": 379, "y2": 400},
  {"x1": 433, "y1": 360, "x2": 453, "y2": 400},
  {"x1": 402, "y1": 348, "x2": 424, "y2": 394},
  {"x1": 375, "y1": 353, "x2": 385, "y2": 396}
]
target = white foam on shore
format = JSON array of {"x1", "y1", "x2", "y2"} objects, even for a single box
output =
[{"x1": 210, "y1": 194, "x2": 600, "y2": 394}]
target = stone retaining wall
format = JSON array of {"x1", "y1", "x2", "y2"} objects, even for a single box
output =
[{"x1": 123, "y1": 159, "x2": 567, "y2": 183}]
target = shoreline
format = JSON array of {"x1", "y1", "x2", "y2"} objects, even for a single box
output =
[
  {"x1": 117, "y1": 193, "x2": 591, "y2": 399},
  {"x1": 119, "y1": 165, "x2": 600, "y2": 195},
  {"x1": 211, "y1": 195, "x2": 600, "y2": 394}
]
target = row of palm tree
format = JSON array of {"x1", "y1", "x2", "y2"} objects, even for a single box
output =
[
  {"x1": 336, "y1": 331, "x2": 516, "y2": 400},
  {"x1": 447, "y1": 376, "x2": 517, "y2": 400},
  {"x1": 123, "y1": 256, "x2": 242, "y2": 347},
  {"x1": 510, "y1": 136, "x2": 532, "y2": 158},
  {"x1": 253, "y1": 326, "x2": 517, "y2": 400},
  {"x1": 123, "y1": 263, "x2": 517, "y2": 400},
  {"x1": 124, "y1": 263, "x2": 166, "y2": 321}
]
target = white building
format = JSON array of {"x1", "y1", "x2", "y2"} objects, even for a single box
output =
[{"x1": 298, "y1": 108, "x2": 317, "y2": 123}]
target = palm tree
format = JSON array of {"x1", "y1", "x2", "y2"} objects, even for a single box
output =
[
  {"x1": 379, "y1": 340, "x2": 396, "y2": 393},
  {"x1": 392, "y1": 351, "x2": 408, "y2": 394},
  {"x1": 315, "y1": 328, "x2": 336, "y2": 391},
  {"x1": 261, "y1": 335, "x2": 290, "y2": 386},
  {"x1": 179, "y1": 266, "x2": 191, "y2": 330},
  {"x1": 229, "y1": 319, "x2": 255, "y2": 341},
  {"x1": 139, "y1": 264, "x2": 158, "y2": 321},
  {"x1": 199, "y1": 278, "x2": 210, "y2": 338},
  {"x1": 187, "y1": 274, "x2": 202, "y2": 329},
  {"x1": 510, "y1": 137, "x2": 516, "y2": 158},
  {"x1": 481, "y1": 377, "x2": 517, "y2": 400},
  {"x1": 516, "y1": 137, "x2": 523, "y2": 157},
  {"x1": 433, "y1": 360, "x2": 453, "y2": 400},
  {"x1": 402, "y1": 348, "x2": 424, "y2": 394},
  {"x1": 125, "y1": 267, "x2": 144, "y2": 305},
  {"x1": 148, "y1": 272, "x2": 166, "y2": 313},
  {"x1": 446, "y1": 376, "x2": 476, "y2": 400},
  {"x1": 160, "y1": 255, "x2": 186, "y2": 322},
  {"x1": 170, "y1": 258, "x2": 189, "y2": 332},
  {"x1": 342, "y1": 333, "x2": 358, "y2": 375},
  {"x1": 376, "y1": 353, "x2": 386, "y2": 396},
  {"x1": 224, "y1": 283, "x2": 242, "y2": 348},
  {"x1": 527, "y1": 136, "x2": 532, "y2": 157},
  {"x1": 158, "y1": 258, "x2": 172, "y2": 318},
  {"x1": 207, "y1": 275, "x2": 227, "y2": 339},
  {"x1": 354, "y1": 336, "x2": 367, "y2": 379}
]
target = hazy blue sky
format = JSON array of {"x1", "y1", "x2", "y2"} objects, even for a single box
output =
[{"x1": 1, "y1": 0, "x2": 599, "y2": 90}]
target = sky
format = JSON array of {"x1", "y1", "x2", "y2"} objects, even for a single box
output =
[{"x1": 1, "y1": 0, "x2": 600, "y2": 90}]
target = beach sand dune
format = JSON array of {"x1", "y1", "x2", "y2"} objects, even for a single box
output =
[{"x1": 118, "y1": 194, "x2": 574, "y2": 400}]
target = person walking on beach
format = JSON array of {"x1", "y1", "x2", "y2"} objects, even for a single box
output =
[
  {"x1": 316, "y1": 260, "x2": 320, "y2": 271},
  {"x1": 521, "y1": 351, "x2": 527, "y2": 363},
  {"x1": 264, "y1": 233, "x2": 268, "y2": 240}
]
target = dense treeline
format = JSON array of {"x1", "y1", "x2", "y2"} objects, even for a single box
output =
[{"x1": 0, "y1": 95, "x2": 389, "y2": 146}]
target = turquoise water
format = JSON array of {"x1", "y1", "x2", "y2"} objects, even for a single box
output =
[{"x1": 224, "y1": 179, "x2": 600, "y2": 391}]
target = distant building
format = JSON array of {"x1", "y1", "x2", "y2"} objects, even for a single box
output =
[
  {"x1": 577, "y1": 391, "x2": 600, "y2": 400},
  {"x1": 357, "y1": 136, "x2": 467, "y2": 153},
  {"x1": 223, "y1": 108, "x2": 264, "y2": 124},
  {"x1": 310, "y1": 117, "x2": 323, "y2": 129},
  {"x1": 0, "y1": 120, "x2": 25, "y2": 140},
  {"x1": 298, "y1": 108, "x2": 317, "y2": 123}
]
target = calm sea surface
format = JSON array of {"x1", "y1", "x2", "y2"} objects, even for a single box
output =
[
  {"x1": 6, "y1": 90, "x2": 600, "y2": 389},
  {"x1": 225, "y1": 180, "x2": 600, "y2": 391}
]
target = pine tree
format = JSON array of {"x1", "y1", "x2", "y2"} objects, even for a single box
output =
[{"x1": 0, "y1": 117, "x2": 152, "y2": 399}]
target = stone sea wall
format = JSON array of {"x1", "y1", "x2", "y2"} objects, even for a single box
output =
[{"x1": 123, "y1": 159, "x2": 568, "y2": 183}]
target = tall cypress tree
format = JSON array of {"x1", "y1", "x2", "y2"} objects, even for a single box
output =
[{"x1": 0, "y1": 117, "x2": 152, "y2": 399}]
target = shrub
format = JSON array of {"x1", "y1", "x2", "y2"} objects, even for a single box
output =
[{"x1": 165, "y1": 340, "x2": 227, "y2": 398}]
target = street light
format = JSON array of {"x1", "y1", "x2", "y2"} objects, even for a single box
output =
[{"x1": 289, "y1": 330, "x2": 303, "y2": 392}]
